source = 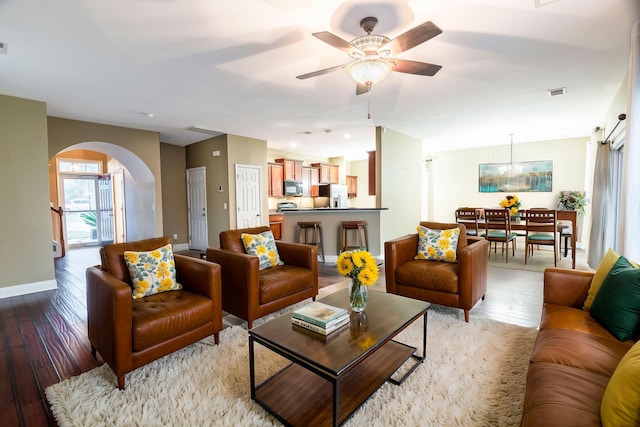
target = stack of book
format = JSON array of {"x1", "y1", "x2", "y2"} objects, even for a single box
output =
[{"x1": 292, "y1": 301, "x2": 349, "y2": 335}]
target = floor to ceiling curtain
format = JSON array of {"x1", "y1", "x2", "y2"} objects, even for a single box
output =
[
  {"x1": 621, "y1": 21, "x2": 640, "y2": 261},
  {"x1": 588, "y1": 142, "x2": 612, "y2": 267}
]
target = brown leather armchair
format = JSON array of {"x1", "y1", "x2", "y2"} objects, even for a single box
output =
[
  {"x1": 86, "y1": 237, "x2": 223, "y2": 389},
  {"x1": 384, "y1": 222, "x2": 489, "y2": 322},
  {"x1": 206, "y1": 226, "x2": 318, "y2": 328}
]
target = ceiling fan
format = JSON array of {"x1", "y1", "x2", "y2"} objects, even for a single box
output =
[{"x1": 296, "y1": 17, "x2": 443, "y2": 95}]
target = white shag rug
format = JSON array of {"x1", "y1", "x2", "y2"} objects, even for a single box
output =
[{"x1": 46, "y1": 306, "x2": 538, "y2": 426}]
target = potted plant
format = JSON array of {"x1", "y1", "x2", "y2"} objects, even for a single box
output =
[
  {"x1": 80, "y1": 212, "x2": 98, "y2": 239},
  {"x1": 557, "y1": 191, "x2": 588, "y2": 214}
]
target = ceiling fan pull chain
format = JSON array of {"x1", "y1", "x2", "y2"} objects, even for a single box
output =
[{"x1": 367, "y1": 88, "x2": 371, "y2": 120}]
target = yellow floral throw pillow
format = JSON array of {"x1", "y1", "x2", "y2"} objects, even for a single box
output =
[
  {"x1": 415, "y1": 225, "x2": 460, "y2": 263},
  {"x1": 241, "y1": 231, "x2": 284, "y2": 270},
  {"x1": 124, "y1": 244, "x2": 182, "y2": 299}
]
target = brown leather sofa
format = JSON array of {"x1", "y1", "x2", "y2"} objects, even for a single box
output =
[
  {"x1": 384, "y1": 221, "x2": 489, "y2": 322},
  {"x1": 86, "y1": 237, "x2": 223, "y2": 389},
  {"x1": 206, "y1": 226, "x2": 318, "y2": 328},
  {"x1": 520, "y1": 268, "x2": 634, "y2": 426}
]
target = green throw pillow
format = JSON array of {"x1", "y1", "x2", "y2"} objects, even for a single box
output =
[
  {"x1": 415, "y1": 225, "x2": 460, "y2": 263},
  {"x1": 241, "y1": 230, "x2": 284, "y2": 270},
  {"x1": 591, "y1": 256, "x2": 640, "y2": 341}
]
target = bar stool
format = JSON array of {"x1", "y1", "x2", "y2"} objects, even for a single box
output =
[
  {"x1": 340, "y1": 220, "x2": 369, "y2": 253},
  {"x1": 297, "y1": 221, "x2": 325, "y2": 263}
]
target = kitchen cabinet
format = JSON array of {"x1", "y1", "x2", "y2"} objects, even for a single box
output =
[
  {"x1": 269, "y1": 213, "x2": 284, "y2": 240},
  {"x1": 311, "y1": 163, "x2": 339, "y2": 184},
  {"x1": 346, "y1": 175, "x2": 357, "y2": 198},
  {"x1": 268, "y1": 163, "x2": 283, "y2": 197},
  {"x1": 275, "y1": 158, "x2": 303, "y2": 181},
  {"x1": 301, "y1": 166, "x2": 320, "y2": 197}
]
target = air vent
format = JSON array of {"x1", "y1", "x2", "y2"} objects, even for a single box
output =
[
  {"x1": 187, "y1": 126, "x2": 223, "y2": 136},
  {"x1": 548, "y1": 87, "x2": 567, "y2": 97},
  {"x1": 0, "y1": 42, "x2": 7, "y2": 55}
]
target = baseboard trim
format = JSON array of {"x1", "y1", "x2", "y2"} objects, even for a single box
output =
[
  {"x1": 173, "y1": 243, "x2": 190, "y2": 252},
  {"x1": 0, "y1": 279, "x2": 58, "y2": 300}
]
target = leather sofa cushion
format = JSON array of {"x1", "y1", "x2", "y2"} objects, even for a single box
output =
[
  {"x1": 540, "y1": 303, "x2": 623, "y2": 340},
  {"x1": 259, "y1": 265, "x2": 314, "y2": 304},
  {"x1": 100, "y1": 237, "x2": 172, "y2": 286},
  {"x1": 531, "y1": 328, "x2": 632, "y2": 376},
  {"x1": 395, "y1": 259, "x2": 459, "y2": 294},
  {"x1": 132, "y1": 290, "x2": 214, "y2": 352},
  {"x1": 521, "y1": 362, "x2": 607, "y2": 427}
]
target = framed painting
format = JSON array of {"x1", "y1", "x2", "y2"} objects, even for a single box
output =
[{"x1": 479, "y1": 160, "x2": 553, "y2": 193}]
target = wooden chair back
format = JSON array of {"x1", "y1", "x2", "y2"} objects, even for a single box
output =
[
  {"x1": 524, "y1": 209, "x2": 558, "y2": 266},
  {"x1": 483, "y1": 208, "x2": 517, "y2": 263},
  {"x1": 455, "y1": 208, "x2": 481, "y2": 236}
]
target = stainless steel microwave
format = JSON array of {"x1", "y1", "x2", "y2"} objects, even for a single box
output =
[{"x1": 283, "y1": 180, "x2": 303, "y2": 196}]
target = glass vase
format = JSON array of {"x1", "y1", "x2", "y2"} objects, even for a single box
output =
[{"x1": 348, "y1": 280, "x2": 368, "y2": 312}]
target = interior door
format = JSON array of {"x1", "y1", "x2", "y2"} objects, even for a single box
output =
[
  {"x1": 187, "y1": 167, "x2": 208, "y2": 250},
  {"x1": 98, "y1": 174, "x2": 114, "y2": 244},
  {"x1": 235, "y1": 164, "x2": 262, "y2": 228}
]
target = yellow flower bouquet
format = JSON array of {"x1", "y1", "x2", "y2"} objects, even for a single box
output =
[
  {"x1": 499, "y1": 194, "x2": 521, "y2": 216},
  {"x1": 337, "y1": 250, "x2": 379, "y2": 311}
]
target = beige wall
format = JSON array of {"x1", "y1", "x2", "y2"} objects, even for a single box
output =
[
  {"x1": 47, "y1": 117, "x2": 164, "y2": 236},
  {"x1": 186, "y1": 134, "x2": 268, "y2": 247},
  {"x1": 186, "y1": 135, "x2": 230, "y2": 248},
  {"x1": 227, "y1": 134, "x2": 268, "y2": 229},
  {"x1": 160, "y1": 143, "x2": 189, "y2": 245},
  {"x1": 378, "y1": 126, "x2": 424, "y2": 245},
  {"x1": 0, "y1": 94, "x2": 55, "y2": 292},
  {"x1": 348, "y1": 159, "x2": 376, "y2": 208}
]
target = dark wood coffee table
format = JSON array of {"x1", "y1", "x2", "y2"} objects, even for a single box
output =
[{"x1": 249, "y1": 289, "x2": 429, "y2": 427}]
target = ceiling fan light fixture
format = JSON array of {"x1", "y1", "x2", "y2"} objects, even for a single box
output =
[{"x1": 347, "y1": 57, "x2": 393, "y2": 86}]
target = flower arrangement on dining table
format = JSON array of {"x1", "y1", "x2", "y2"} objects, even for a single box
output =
[
  {"x1": 337, "y1": 250, "x2": 379, "y2": 311},
  {"x1": 499, "y1": 194, "x2": 522, "y2": 216}
]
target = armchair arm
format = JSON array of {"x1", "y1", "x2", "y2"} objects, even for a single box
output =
[
  {"x1": 384, "y1": 234, "x2": 419, "y2": 294},
  {"x1": 174, "y1": 254, "x2": 221, "y2": 301},
  {"x1": 543, "y1": 267, "x2": 594, "y2": 308},
  {"x1": 457, "y1": 238, "x2": 489, "y2": 307},
  {"x1": 86, "y1": 266, "x2": 133, "y2": 373},
  {"x1": 206, "y1": 248, "x2": 260, "y2": 322},
  {"x1": 276, "y1": 241, "x2": 317, "y2": 269}
]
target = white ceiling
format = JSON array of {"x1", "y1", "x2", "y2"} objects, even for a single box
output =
[{"x1": 1, "y1": 0, "x2": 638, "y2": 160}]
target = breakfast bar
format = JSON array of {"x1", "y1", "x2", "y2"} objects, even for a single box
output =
[{"x1": 278, "y1": 208, "x2": 387, "y2": 260}]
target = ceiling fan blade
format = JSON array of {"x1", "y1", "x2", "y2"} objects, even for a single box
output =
[
  {"x1": 296, "y1": 63, "x2": 349, "y2": 80},
  {"x1": 380, "y1": 21, "x2": 443, "y2": 56},
  {"x1": 356, "y1": 82, "x2": 370, "y2": 96},
  {"x1": 312, "y1": 32, "x2": 364, "y2": 57},
  {"x1": 390, "y1": 59, "x2": 442, "y2": 76}
]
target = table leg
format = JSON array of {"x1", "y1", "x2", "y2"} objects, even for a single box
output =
[{"x1": 249, "y1": 336, "x2": 256, "y2": 400}]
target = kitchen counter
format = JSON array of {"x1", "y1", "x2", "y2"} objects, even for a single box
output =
[{"x1": 279, "y1": 208, "x2": 388, "y2": 260}]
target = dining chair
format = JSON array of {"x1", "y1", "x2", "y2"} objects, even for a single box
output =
[
  {"x1": 482, "y1": 208, "x2": 518, "y2": 263},
  {"x1": 455, "y1": 207, "x2": 481, "y2": 236},
  {"x1": 524, "y1": 209, "x2": 558, "y2": 266}
]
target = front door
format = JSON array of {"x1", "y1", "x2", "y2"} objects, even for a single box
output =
[
  {"x1": 235, "y1": 164, "x2": 262, "y2": 228},
  {"x1": 187, "y1": 167, "x2": 208, "y2": 250}
]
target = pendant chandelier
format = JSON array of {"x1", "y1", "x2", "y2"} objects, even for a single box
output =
[{"x1": 498, "y1": 133, "x2": 523, "y2": 177}]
